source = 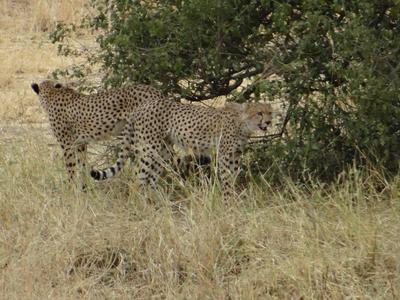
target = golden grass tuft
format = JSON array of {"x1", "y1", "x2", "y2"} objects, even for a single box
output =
[{"x1": 0, "y1": 128, "x2": 399, "y2": 298}]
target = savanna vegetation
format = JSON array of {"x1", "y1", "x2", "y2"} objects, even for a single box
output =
[
  {"x1": 0, "y1": 0, "x2": 399, "y2": 298},
  {"x1": 53, "y1": 0, "x2": 400, "y2": 181}
]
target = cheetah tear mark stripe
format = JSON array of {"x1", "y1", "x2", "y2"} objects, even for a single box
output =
[{"x1": 90, "y1": 124, "x2": 133, "y2": 181}]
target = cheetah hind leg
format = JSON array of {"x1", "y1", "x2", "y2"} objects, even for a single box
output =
[{"x1": 76, "y1": 144, "x2": 88, "y2": 190}]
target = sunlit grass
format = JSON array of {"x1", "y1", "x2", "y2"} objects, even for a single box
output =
[
  {"x1": 0, "y1": 1, "x2": 399, "y2": 298},
  {"x1": 0, "y1": 130, "x2": 399, "y2": 298},
  {"x1": 0, "y1": 0, "x2": 89, "y2": 123}
]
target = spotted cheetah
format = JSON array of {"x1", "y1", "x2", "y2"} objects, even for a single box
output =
[
  {"x1": 31, "y1": 80, "x2": 165, "y2": 183},
  {"x1": 175, "y1": 102, "x2": 266, "y2": 177},
  {"x1": 91, "y1": 99, "x2": 273, "y2": 195}
]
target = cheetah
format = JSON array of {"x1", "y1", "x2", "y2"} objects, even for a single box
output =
[
  {"x1": 90, "y1": 99, "x2": 273, "y2": 195},
  {"x1": 31, "y1": 80, "x2": 165, "y2": 183},
  {"x1": 175, "y1": 102, "x2": 265, "y2": 177}
]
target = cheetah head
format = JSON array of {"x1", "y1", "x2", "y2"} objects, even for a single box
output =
[
  {"x1": 31, "y1": 80, "x2": 63, "y2": 96},
  {"x1": 224, "y1": 102, "x2": 273, "y2": 133},
  {"x1": 31, "y1": 80, "x2": 73, "y2": 111}
]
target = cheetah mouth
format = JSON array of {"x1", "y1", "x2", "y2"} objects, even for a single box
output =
[{"x1": 258, "y1": 124, "x2": 268, "y2": 131}]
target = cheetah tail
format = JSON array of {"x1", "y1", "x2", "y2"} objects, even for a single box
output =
[
  {"x1": 90, "y1": 152, "x2": 128, "y2": 181},
  {"x1": 90, "y1": 127, "x2": 133, "y2": 181}
]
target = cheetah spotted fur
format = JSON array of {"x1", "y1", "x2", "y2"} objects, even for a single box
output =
[
  {"x1": 91, "y1": 99, "x2": 273, "y2": 195},
  {"x1": 31, "y1": 80, "x2": 165, "y2": 183}
]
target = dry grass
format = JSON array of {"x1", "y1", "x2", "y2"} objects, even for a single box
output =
[
  {"x1": 0, "y1": 0, "x2": 86, "y2": 32},
  {"x1": 0, "y1": 128, "x2": 399, "y2": 298},
  {"x1": 1, "y1": 1, "x2": 400, "y2": 298},
  {"x1": 0, "y1": 0, "x2": 87, "y2": 123}
]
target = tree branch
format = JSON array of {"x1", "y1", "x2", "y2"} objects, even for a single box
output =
[
  {"x1": 182, "y1": 63, "x2": 267, "y2": 101},
  {"x1": 183, "y1": 78, "x2": 244, "y2": 101}
]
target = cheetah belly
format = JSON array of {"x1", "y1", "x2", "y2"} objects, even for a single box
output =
[
  {"x1": 74, "y1": 128, "x2": 115, "y2": 144},
  {"x1": 111, "y1": 119, "x2": 127, "y2": 136},
  {"x1": 168, "y1": 128, "x2": 217, "y2": 157},
  {"x1": 72, "y1": 111, "x2": 128, "y2": 144}
]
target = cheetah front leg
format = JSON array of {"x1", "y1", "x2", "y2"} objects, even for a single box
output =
[
  {"x1": 76, "y1": 144, "x2": 87, "y2": 170},
  {"x1": 76, "y1": 143, "x2": 89, "y2": 189},
  {"x1": 61, "y1": 143, "x2": 89, "y2": 189},
  {"x1": 217, "y1": 146, "x2": 242, "y2": 199},
  {"x1": 218, "y1": 157, "x2": 237, "y2": 198},
  {"x1": 53, "y1": 125, "x2": 81, "y2": 186},
  {"x1": 62, "y1": 143, "x2": 78, "y2": 184}
]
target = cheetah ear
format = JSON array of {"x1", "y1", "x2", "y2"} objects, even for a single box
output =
[
  {"x1": 31, "y1": 83, "x2": 39, "y2": 94},
  {"x1": 224, "y1": 102, "x2": 245, "y2": 112}
]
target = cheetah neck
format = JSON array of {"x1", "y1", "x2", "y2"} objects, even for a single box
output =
[{"x1": 240, "y1": 116, "x2": 255, "y2": 137}]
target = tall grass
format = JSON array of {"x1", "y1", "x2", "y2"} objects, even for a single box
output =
[
  {"x1": 0, "y1": 0, "x2": 89, "y2": 123},
  {"x1": 1, "y1": 1, "x2": 399, "y2": 297},
  {"x1": 0, "y1": 0, "x2": 87, "y2": 32},
  {"x1": 0, "y1": 128, "x2": 399, "y2": 298}
]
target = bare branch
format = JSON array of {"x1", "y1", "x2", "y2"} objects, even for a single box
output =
[
  {"x1": 231, "y1": 64, "x2": 264, "y2": 80},
  {"x1": 181, "y1": 60, "x2": 283, "y2": 102},
  {"x1": 183, "y1": 78, "x2": 244, "y2": 101}
]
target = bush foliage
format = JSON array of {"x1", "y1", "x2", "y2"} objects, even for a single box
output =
[{"x1": 51, "y1": 0, "x2": 400, "y2": 181}]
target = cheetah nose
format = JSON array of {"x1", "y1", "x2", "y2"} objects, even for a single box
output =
[{"x1": 31, "y1": 83, "x2": 39, "y2": 94}]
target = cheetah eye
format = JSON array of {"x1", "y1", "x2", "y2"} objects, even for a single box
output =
[
  {"x1": 256, "y1": 112, "x2": 263, "y2": 116},
  {"x1": 54, "y1": 83, "x2": 62, "y2": 89}
]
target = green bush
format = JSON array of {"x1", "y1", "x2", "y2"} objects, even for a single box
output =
[{"x1": 51, "y1": 0, "x2": 400, "y2": 181}]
